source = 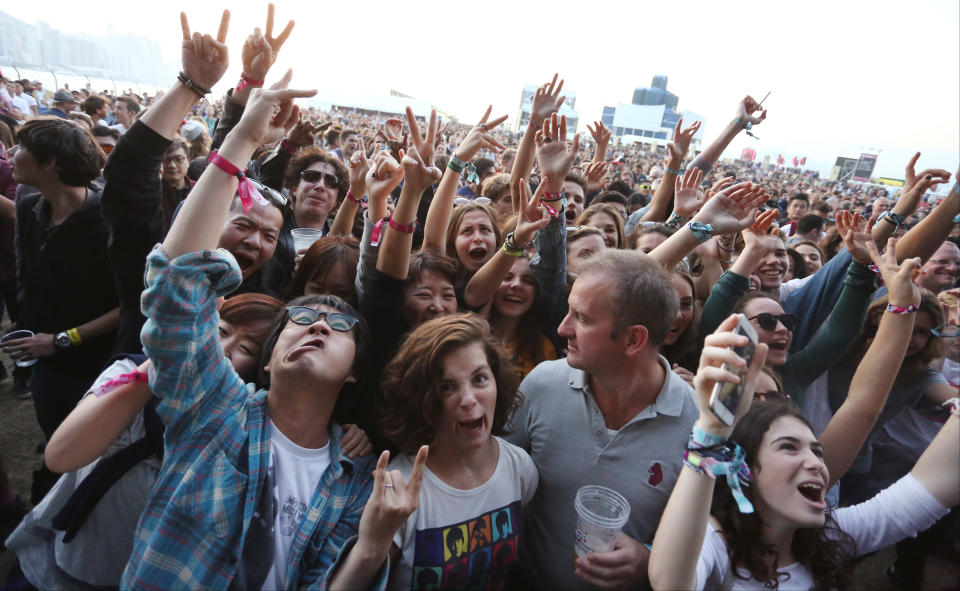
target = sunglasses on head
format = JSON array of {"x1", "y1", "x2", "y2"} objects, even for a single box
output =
[
  {"x1": 247, "y1": 178, "x2": 288, "y2": 211},
  {"x1": 286, "y1": 306, "x2": 359, "y2": 332},
  {"x1": 453, "y1": 197, "x2": 492, "y2": 207},
  {"x1": 300, "y1": 169, "x2": 340, "y2": 189},
  {"x1": 749, "y1": 312, "x2": 797, "y2": 332}
]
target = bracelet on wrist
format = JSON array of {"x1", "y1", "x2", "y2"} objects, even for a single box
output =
[
  {"x1": 502, "y1": 231, "x2": 528, "y2": 257},
  {"x1": 67, "y1": 327, "x2": 82, "y2": 346},
  {"x1": 665, "y1": 212, "x2": 689, "y2": 230},
  {"x1": 447, "y1": 156, "x2": 465, "y2": 174},
  {"x1": 942, "y1": 397, "x2": 960, "y2": 417},
  {"x1": 541, "y1": 191, "x2": 564, "y2": 202},
  {"x1": 666, "y1": 166, "x2": 686, "y2": 176},
  {"x1": 876, "y1": 210, "x2": 904, "y2": 232},
  {"x1": 177, "y1": 72, "x2": 211, "y2": 97},
  {"x1": 279, "y1": 139, "x2": 298, "y2": 155},
  {"x1": 207, "y1": 150, "x2": 270, "y2": 214},
  {"x1": 733, "y1": 117, "x2": 752, "y2": 130},
  {"x1": 687, "y1": 221, "x2": 715, "y2": 243},
  {"x1": 369, "y1": 215, "x2": 416, "y2": 247},
  {"x1": 236, "y1": 72, "x2": 264, "y2": 92},
  {"x1": 886, "y1": 303, "x2": 919, "y2": 315}
]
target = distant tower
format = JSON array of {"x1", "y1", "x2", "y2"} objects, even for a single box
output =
[{"x1": 632, "y1": 75, "x2": 678, "y2": 111}]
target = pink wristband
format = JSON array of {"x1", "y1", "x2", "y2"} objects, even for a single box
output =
[
  {"x1": 236, "y1": 73, "x2": 264, "y2": 92},
  {"x1": 886, "y1": 303, "x2": 919, "y2": 315}
]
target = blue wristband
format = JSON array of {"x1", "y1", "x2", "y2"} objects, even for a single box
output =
[
  {"x1": 687, "y1": 221, "x2": 715, "y2": 243},
  {"x1": 666, "y1": 166, "x2": 686, "y2": 176}
]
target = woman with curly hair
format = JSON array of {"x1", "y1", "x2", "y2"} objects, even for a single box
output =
[{"x1": 371, "y1": 314, "x2": 538, "y2": 589}]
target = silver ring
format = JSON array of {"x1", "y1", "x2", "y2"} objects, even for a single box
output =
[{"x1": 384, "y1": 483, "x2": 394, "y2": 488}]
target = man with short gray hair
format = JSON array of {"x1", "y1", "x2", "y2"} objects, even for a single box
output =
[{"x1": 507, "y1": 249, "x2": 698, "y2": 590}]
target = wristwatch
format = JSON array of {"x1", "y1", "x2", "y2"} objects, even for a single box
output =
[{"x1": 54, "y1": 331, "x2": 73, "y2": 350}]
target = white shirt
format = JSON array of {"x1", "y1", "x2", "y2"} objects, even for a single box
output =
[{"x1": 263, "y1": 420, "x2": 331, "y2": 591}]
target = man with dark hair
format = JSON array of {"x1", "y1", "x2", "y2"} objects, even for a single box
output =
[
  {"x1": 785, "y1": 192, "x2": 809, "y2": 221},
  {"x1": 562, "y1": 172, "x2": 586, "y2": 223},
  {"x1": 82, "y1": 95, "x2": 109, "y2": 125},
  {"x1": 793, "y1": 213, "x2": 825, "y2": 243},
  {"x1": 90, "y1": 125, "x2": 120, "y2": 154},
  {"x1": 3, "y1": 117, "x2": 119, "y2": 445},
  {"x1": 110, "y1": 96, "x2": 140, "y2": 134},
  {"x1": 508, "y1": 249, "x2": 697, "y2": 589},
  {"x1": 330, "y1": 129, "x2": 358, "y2": 165},
  {"x1": 596, "y1": 190, "x2": 628, "y2": 220},
  {"x1": 810, "y1": 200, "x2": 832, "y2": 219}
]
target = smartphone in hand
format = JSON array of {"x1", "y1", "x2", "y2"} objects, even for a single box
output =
[{"x1": 709, "y1": 314, "x2": 758, "y2": 426}]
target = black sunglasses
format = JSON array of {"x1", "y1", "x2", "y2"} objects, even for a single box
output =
[
  {"x1": 286, "y1": 306, "x2": 358, "y2": 332},
  {"x1": 300, "y1": 169, "x2": 340, "y2": 189},
  {"x1": 749, "y1": 313, "x2": 797, "y2": 332}
]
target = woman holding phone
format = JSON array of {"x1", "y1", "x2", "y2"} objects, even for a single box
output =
[{"x1": 650, "y1": 243, "x2": 960, "y2": 590}]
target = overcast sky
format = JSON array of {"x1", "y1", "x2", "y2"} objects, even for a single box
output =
[{"x1": 7, "y1": 0, "x2": 959, "y2": 181}]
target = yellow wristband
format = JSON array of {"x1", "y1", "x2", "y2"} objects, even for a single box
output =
[{"x1": 67, "y1": 327, "x2": 82, "y2": 346}]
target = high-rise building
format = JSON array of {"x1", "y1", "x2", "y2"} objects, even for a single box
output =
[
  {"x1": 631, "y1": 75, "x2": 678, "y2": 111},
  {"x1": 601, "y1": 75, "x2": 703, "y2": 147}
]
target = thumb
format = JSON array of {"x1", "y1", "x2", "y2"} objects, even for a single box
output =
[{"x1": 269, "y1": 68, "x2": 293, "y2": 90}]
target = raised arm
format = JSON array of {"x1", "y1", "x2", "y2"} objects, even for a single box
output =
[
  {"x1": 649, "y1": 315, "x2": 768, "y2": 591},
  {"x1": 376, "y1": 147, "x2": 441, "y2": 279},
  {"x1": 870, "y1": 153, "x2": 951, "y2": 246},
  {"x1": 820, "y1": 239, "x2": 920, "y2": 487},
  {"x1": 894, "y1": 167, "x2": 958, "y2": 263},
  {"x1": 510, "y1": 74, "x2": 566, "y2": 211},
  {"x1": 587, "y1": 121, "x2": 611, "y2": 164},
  {"x1": 329, "y1": 136, "x2": 371, "y2": 237},
  {"x1": 688, "y1": 96, "x2": 766, "y2": 174},
  {"x1": 641, "y1": 118, "x2": 702, "y2": 223},
  {"x1": 910, "y1": 409, "x2": 960, "y2": 508},
  {"x1": 464, "y1": 178, "x2": 549, "y2": 307},
  {"x1": 648, "y1": 172, "x2": 766, "y2": 269},
  {"x1": 421, "y1": 107, "x2": 506, "y2": 253},
  {"x1": 45, "y1": 359, "x2": 153, "y2": 473}
]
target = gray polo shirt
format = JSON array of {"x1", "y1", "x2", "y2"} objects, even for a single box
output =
[{"x1": 506, "y1": 356, "x2": 697, "y2": 590}]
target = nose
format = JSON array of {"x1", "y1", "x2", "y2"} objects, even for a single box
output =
[
  {"x1": 240, "y1": 230, "x2": 262, "y2": 250},
  {"x1": 557, "y1": 312, "x2": 574, "y2": 338}
]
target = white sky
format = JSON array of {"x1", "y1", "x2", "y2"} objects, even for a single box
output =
[{"x1": 7, "y1": 0, "x2": 959, "y2": 181}]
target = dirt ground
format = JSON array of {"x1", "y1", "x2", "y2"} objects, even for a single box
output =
[{"x1": 0, "y1": 339, "x2": 956, "y2": 588}]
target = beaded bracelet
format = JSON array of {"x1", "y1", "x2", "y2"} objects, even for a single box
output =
[{"x1": 886, "y1": 303, "x2": 919, "y2": 315}]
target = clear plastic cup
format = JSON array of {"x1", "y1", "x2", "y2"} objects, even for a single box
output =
[
  {"x1": 574, "y1": 485, "x2": 631, "y2": 557},
  {"x1": 1, "y1": 330, "x2": 39, "y2": 367},
  {"x1": 291, "y1": 228, "x2": 324, "y2": 253}
]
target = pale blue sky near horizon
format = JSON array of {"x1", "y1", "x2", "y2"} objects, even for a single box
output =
[{"x1": 6, "y1": 0, "x2": 959, "y2": 183}]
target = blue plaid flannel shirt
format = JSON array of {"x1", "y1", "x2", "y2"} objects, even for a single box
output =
[{"x1": 122, "y1": 246, "x2": 380, "y2": 590}]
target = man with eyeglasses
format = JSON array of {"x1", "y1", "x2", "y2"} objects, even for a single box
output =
[{"x1": 917, "y1": 241, "x2": 960, "y2": 294}]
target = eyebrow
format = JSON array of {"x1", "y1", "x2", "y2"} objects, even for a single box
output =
[{"x1": 772, "y1": 435, "x2": 822, "y2": 449}]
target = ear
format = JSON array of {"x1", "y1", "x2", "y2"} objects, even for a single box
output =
[{"x1": 622, "y1": 324, "x2": 649, "y2": 357}]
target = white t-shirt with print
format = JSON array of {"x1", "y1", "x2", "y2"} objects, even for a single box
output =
[
  {"x1": 388, "y1": 437, "x2": 538, "y2": 590},
  {"x1": 263, "y1": 420, "x2": 331, "y2": 591}
]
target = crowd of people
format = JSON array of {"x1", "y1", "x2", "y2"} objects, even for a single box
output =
[{"x1": 0, "y1": 5, "x2": 958, "y2": 590}]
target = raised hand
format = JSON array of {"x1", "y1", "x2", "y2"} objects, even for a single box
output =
[
  {"x1": 240, "y1": 3, "x2": 295, "y2": 84},
  {"x1": 692, "y1": 180, "x2": 767, "y2": 235},
  {"x1": 530, "y1": 73, "x2": 566, "y2": 128},
  {"x1": 535, "y1": 113, "x2": 580, "y2": 192},
  {"x1": 180, "y1": 10, "x2": 230, "y2": 91},
  {"x1": 230, "y1": 70, "x2": 316, "y2": 147},
  {"x1": 356, "y1": 447, "x2": 428, "y2": 557},
  {"x1": 401, "y1": 146, "x2": 442, "y2": 195},
  {"x1": 903, "y1": 152, "x2": 951, "y2": 199},
  {"x1": 406, "y1": 107, "x2": 441, "y2": 168},
  {"x1": 741, "y1": 209, "x2": 781, "y2": 256},
  {"x1": 285, "y1": 114, "x2": 330, "y2": 148},
  {"x1": 693, "y1": 314, "x2": 769, "y2": 436},
  {"x1": 583, "y1": 161, "x2": 608, "y2": 193},
  {"x1": 666, "y1": 118, "x2": 702, "y2": 163},
  {"x1": 366, "y1": 148, "x2": 404, "y2": 208},
  {"x1": 706, "y1": 176, "x2": 734, "y2": 201},
  {"x1": 867, "y1": 238, "x2": 921, "y2": 310},
  {"x1": 348, "y1": 136, "x2": 372, "y2": 197},
  {"x1": 587, "y1": 120, "x2": 611, "y2": 160},
  {"x1": 513, "y1": 176, "x2": 551, "y2": 245},
  {"x1": 673, "y1": 167, "x2": 706, "y2": 218},
  {"x1": 836, "y1": 210, "x2": 874, "y2": 265},
  {"x1": 453, "y1": 106, "x2": 508, "y2": 163},
  {"x1": 736, "y1": 95, "x2": 767, "y2": 126}
]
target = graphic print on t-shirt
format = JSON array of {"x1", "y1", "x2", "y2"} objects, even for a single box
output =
[
  {"x1": 410, "y1": 500, "x2": 521, "y2": 591},
  {"x1": 278, "y1": 495, "x2": 307, "y2": 537}
]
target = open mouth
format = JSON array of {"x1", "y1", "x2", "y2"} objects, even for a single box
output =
[
  {"x1": 287, "y1": 338, "x2": 325, "y2": 361},
  {"x1": 468, "y1": 247, "x2": 488, "y2": 263},
  {"x1": 458, "y1": 417, "x2": 484, "y2": 433},
  {"x1": 233, "y1": 251, "x2": 256, "y2": 273},
  {"x1": 503, "y1": 294, "x2": 526, "y2": 305},
  {"x1": 565, "y1": 209, "x2": 577, "y2": 222},
  {"x1": 768, "y1": 339, "x2": 789, "y2": 352},
  {"x1": 797, "y1": 482, "x2": 825, "y2": 506}
]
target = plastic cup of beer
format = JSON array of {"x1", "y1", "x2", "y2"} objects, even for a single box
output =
[
  {"x1": 1, "y1": 330, "x2": 39, "y2": 367},
  {"x1": 291, "y1": 228, "x2": 324, "y2": 253},
  {"x1": 574, "y1": 485, "x2": 630, "y2": 558}
]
